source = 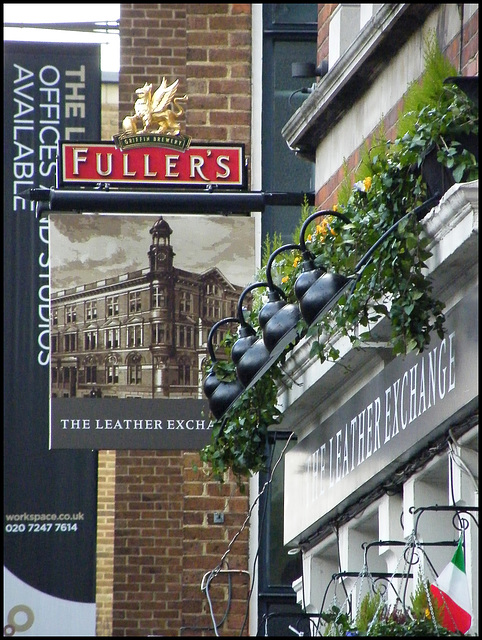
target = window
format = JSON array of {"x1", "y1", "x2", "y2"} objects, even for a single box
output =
[
  {"x1": 84, "y1": 330, "x2": 97, "y2": 350},
  {"x1": 86, "y1": 365, "x2": 97, "y2": 383},
  {"x1": 85, "y1": 301, "x2": 97, "y2": 320},
  {"x1": 206, "y1": 283, "x2": 219, "y2": 296},
  {"x1": 52, "y1": 309, "x2": 58, "y2": 326},
  {"x1": 64, "y1": 333, "x2": 77, "y2": 352},
  {"x1": 152, "y1": 284, "x2": 166, "y2": 308},
  {"x1": 152, "y1": 323, "x2": 165, "y2": 344},
  {"x1": 128, "y1": 363, "x2": 142, "y2": 384},
  {"x1": 106, "y1": 364, "x2": 119, "y2": 384},
  {"x1": 178, "y1": 362, "x2": 192, "y2": 386},
  {"x1": 106, "y1": 295, "x2": 119, "y2": 317},
  {"x1": 51, "y1": 334, "x2": 58, "y2": 353},
  {"x1": 205, "y1": 297, "x2": 221, "y2": 320},
  {"x1": 129, "y1": 291, "x2": 141, "y2": 313},
  {"x1": 65, "y1": 305, "x2": 77, "y2": 323},
  {"x1": 177, "y1": 325, "x2": 193, "y2": 348},
  {"x1": 105, "y1": 327, "x2": 120, "y2": 349},
  {"x1": 127, "y1": 323, "x2": 143, "y2": 347},
  {"x1": 179, "y1": 290, "x2": 193, "y2": 314}
]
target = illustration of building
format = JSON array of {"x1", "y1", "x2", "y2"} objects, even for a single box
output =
[{"x1": 50, "y1": 216, "x2": 243, "y2": 399}]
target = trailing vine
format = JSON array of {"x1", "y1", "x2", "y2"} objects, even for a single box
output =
[{"x1": 198, "y1": 34, "x2": 478, "y2": 488}]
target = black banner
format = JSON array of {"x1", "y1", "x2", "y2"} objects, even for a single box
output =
[{"x1": 4, "y1": 42, "x2": 100, "y2": 636}]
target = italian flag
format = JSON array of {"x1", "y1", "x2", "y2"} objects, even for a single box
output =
[{"x1": 430, "y1": 537, "x2": 472, "y2": 633}]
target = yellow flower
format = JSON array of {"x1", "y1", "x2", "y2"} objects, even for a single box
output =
[
  {"x1": 330, "y1": 227, "x2": 337, "y2": 236},
  {"x1": 425, "y1": 608, "x2": 431, "y2": 619},
  {"x1": 363, "y1": 176, "x2": 372, "y2": 191},
  {"x1": 282, "y1": 275, "x2": 289, "y2": 284},
  {"x1": 333, "y1": 203, "x2": 338, "y2": 212},
  {"x1": 293, "y1": 256, "x2": 301, "y2": 267},
  {"x1": 307, "y1": 233, "x2": 312, "y2": 242}
]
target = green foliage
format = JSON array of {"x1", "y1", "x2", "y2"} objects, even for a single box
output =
[
  {"x1": 320, "y1": 605, "x2": 355, "y2": 636},
  {"x1": 261, "y1": 231, "x2": 283, "y2": 266},
  {"x1": 356, "y1": 590, "x2": 383, "y2": 633},
  {"x1": 198, "y1": 348, "x2": 282, "y2": 490},
  {"x1": 397, "y1": 31, "x2": 458, "y2": 139},
  {"x1": 315, "y1": 147, "x2": 447, "y2": 359},
  {"x1": 292, "y1": 194, "x2": 319, "y2": 245},
  {"x1": 395, "y1": 84, "x2": 478, "y2": 184},
  {"x1": 336, "y1": 159, "x2": 356, "y2": 208},
  {"x1": 198, "y1": 35, "x2": 478, "y2": 486}
]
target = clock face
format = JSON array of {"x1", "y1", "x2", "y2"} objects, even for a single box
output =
[{"x1": 158, "y1": 250, "x2": 166, "y2": 260}]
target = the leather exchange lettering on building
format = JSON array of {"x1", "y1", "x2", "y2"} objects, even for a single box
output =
[
  {"x1": 284, "y1": 284, "x2": 478, "y2": 546},
  {"x1": 58, "y1": 141, "x2": 246, "y2": 188},
  {"x1": 50, "y1": 397, "x2": 213, "y2": 450}
]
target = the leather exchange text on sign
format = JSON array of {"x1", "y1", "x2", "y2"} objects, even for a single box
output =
[{"x1": 50, "y1": 397, "x2": 213, "y2": 450}]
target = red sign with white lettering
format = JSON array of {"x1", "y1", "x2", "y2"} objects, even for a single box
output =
[{"x1": 58, "y1": 142, "x2": 246, "y2": 188}]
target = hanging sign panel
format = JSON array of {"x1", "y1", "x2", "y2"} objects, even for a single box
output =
[
  {"x1": 57, "y1": 141, "x2": 246, "y2": 188},
  {"x1": 48, "y1": 212, "x2": 256, "y2": 450}
]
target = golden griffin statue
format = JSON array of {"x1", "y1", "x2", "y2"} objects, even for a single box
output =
[{"x1": 122, "y1": 78, "x2": 188, "y2": 136}]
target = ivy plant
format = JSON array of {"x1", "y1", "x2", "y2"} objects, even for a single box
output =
[{"x1": 198, "y1": 34, "x2": 478, "y2": 488}]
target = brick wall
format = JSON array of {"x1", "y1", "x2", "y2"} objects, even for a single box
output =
[
  {"x1": 101, "y1": 82, "x2": 120, "y2": 141},
  {"x1": 95, "y1": 4, "x2": 252, "y2": 636},
  {"x1": 184, "y1": 4, "x2": 252, "y2": 152},
  {"x1": 119, "y1": 4, "x2": 189, "y2": 121},
  {"x1": 97, "y1": 84, "x2": 119, "y2": 637},
  {"x1": 96, "y1": 450, "x2": 117, "y2": 637},
  {"x1": 118, "y1": 3, "x2": 252, "y2": 163}
]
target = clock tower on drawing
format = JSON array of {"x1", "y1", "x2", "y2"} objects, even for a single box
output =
[
  {"x1": 147, "y1": 216, "x2": 176, "y2": 396},
  {"x1": 148, "y1": 216, "x2": 174, "y2": 272}
]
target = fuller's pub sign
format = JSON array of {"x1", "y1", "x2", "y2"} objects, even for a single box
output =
[
  {"x1": 57, "y1": 77, "x2": 246, "y2": 189},
  {"x1": 48, "y1": 78, "x2": 255, "y2": 451}
]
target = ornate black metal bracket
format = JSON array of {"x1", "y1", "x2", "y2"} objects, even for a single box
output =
[{"x1": 408, "y1": 504, "x2": 479, "y2": 536}]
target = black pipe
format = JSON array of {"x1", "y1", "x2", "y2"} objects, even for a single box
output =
[{"x1": 21, "y1": 188, "x2": 315, "y2": 216}]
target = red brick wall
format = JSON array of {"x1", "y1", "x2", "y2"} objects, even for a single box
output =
[
  {"x1": 316, "y1": 4, "x2": 334, "y2": 70},
  {"x1": 119, "y1": 4, "x2": 188, "y2": 130},
  {"x1": 97, "y1": 4, "x2": 252, "y2": 636},
  {"x1": 118, "y1": 3, "x2": 252, "y2": 157},
  {"x1": 185, "y1": 3, "x2": 252, "y2": 149},
  {"x1": 108, "y1": 452, "x2": 251, "y2": 636}
]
